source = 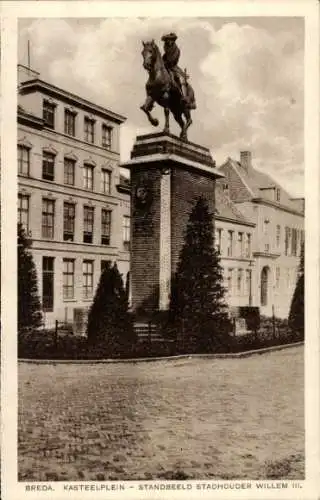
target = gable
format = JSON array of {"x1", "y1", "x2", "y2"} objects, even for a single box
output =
[{"x1": 218, "y1": 159, "x2": 253, "y2": 202}]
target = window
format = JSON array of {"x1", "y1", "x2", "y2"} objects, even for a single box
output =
[
  {"x1": 64, "y1": 158, "x2": 75, "y2": 186},
  {"x1": 101, "y1": 169, "x2": 111, "y2": 194},
  {"x1": 102, "y1": 124, "x2": 112, "y2": 149},
  {"x1": 260, "y1": 266, "x2": 269, "y2": 306},
  {"x1": 299, "y1": 230, "x2": 305, "y2": 256},
  {"x1": 227, "y1": 268, "x2": 233, "y2": 294},
  {"x1": 238, "y1": 232, "x2": 243, "y2": 257},
  {"x1": 43, "y1": 100, "x2": 55, "y2": 129},
  {"x1": 276, "y1": 267, "x2": 280, "y2": 289},
  {"x1": 264, "y1": 220, "x2": 270, "y2": 252},
  {"x1": 215, "y1": 228, "x2": 222, "y2": 254},
  {"x1": 123, "y1": 215, "x2": 130, "y2": 251},
  {"x1": 245, "y1": 233, "x2": 251, "y2": 258},
  {"x1": 286, "y1": 268, "x2": 290, "y2": 288},
  {"x1": 42, "y1": 199, "x2": 55, "y2": 239},
  {"x1": 63, "y1": 259, "x2": 75, "y2": 300},
  {"x1": 227, "y1": 231, "x2": 233, "y2": 257},
  {"x1": 83, "y1": 164, "x2": 94, "y2": 190},
  {"x1": 101, "y1": 209, "x2": 111, "y2": 245},
  {"x1": 101, "y1": 260, "x2": 111, "y2": 273},
  {"x1": 64, "y1": 109, "x2": 76, "y2": 136},
  {"x1": 63, "y1": 202, "x2": 75, "y2": 242},
  {"x1": 285, "y1": 227, "x2": 291, "y2": 256},
  {"x1": 18, "y1": 145, "x2": 30, "y2": 176},
  {"x1": 296, "y1": 230, "x2": 301, "y2": 256},
  {"x1": 237, "y1": 269, "x2": 243, "y2": 295},
  {"x1": 42, "y1": 257, "x2": 54, "y2": 312},
  {"x1": 276, "y1": 225, "x2": 281, "y2": 249},
  {"x1": 276, "y1": 188, "x2": 281, "y2": 202},
  {"x1": 291, "y1": 228, "x2": 298, "y2": 257},
  {"x1": 42, "y1": 152, "x2": 55, "y2": 181},
  {"x1": 18, "y1": 194, "x2": 29, "y2": 232},
  {"x1": 83, "y1": 260, "x2": 94, "y2": 299},
  {"x1": 84, "y1": 117, "x2": 95, "y2": 143},
  {"x1": 245, "y1": 269, "x2": 251, "y2": 296},
  {"x1": 83, "y1": 206, "x2": 94, "y2": 243}
]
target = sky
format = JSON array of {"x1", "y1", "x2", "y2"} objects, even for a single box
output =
[{"x1": 18, "y1": 17, "x2": 304, "y2": 196}]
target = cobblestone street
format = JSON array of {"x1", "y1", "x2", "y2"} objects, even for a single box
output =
[{"x1": 18, "y1": 346, "x2": 304, "y2": 481}]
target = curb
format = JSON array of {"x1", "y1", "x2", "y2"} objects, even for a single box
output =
[{"x1": 18, "y1": 341, "x2": 304, "y2": 365}]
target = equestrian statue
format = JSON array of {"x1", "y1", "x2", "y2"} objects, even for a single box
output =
[{"x1": 140, "y1": 33, "x2": 196, "y2": 141}]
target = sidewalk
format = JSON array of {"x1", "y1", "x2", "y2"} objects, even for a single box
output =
[{"x1": 19, "y1": 341, "x2": 304, "y2": 364}]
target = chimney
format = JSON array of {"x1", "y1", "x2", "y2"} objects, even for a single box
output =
[{"x1": 240, "y1": 151, "x2": 252, "y2": 171}]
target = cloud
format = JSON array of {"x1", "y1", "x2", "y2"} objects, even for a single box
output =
[{"x1": 18, "y1": 17, "x2": 304, "y2": 196}]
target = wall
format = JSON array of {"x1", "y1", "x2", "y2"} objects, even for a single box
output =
[
  {"x1": 19, "y1": 90, "x2": 120, "y2": 154},
  {"x1": 237, "y1": 200, "x2": 304, "y2": 317},
  {"x1": 18, "y1": 103, "x2": 129, "y2": 330},
  {"x1": 130, "y1": 166, "x2": 161, "y2": 316},
  {"x1": 171, "y1": 167, "x2": 216, "y2": 276},
  {"x1": 216, "y1": 219, "x2": 255, "y2": 308}
]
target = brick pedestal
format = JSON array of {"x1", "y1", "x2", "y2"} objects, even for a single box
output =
[{"x1": 122, "y1": 132, "x2": 224, "y2": 320}]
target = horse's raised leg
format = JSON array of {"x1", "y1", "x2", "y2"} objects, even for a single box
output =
[
  {"x1": 140, "y1": 96, "x2": 159, "y2": 127},
  {"x1": 163, "y1": 107, "x2": 170, "y2": 134}
]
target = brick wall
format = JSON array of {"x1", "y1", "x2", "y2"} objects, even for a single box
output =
[
  {"x1": 130, "y1": 166, "x2": 161, "y2": 315},
  {"x1": 171, "y1": 167, "x2": 216, "y2": 277},
  {"x1": 130, "y1": 162, "x2": 217, "y2": 318}
]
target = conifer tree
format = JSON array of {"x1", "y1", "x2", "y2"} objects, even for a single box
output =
[
  {"x1": 170, "y1": 197, "x2": 231, "y2": 352},
  {"x1": 288, "y1": 242, "x2": 304, "y2": 338},
  {"x1": 87, "y1": 262, "x2": 133, "y2": 354},
  {"x1": 18, "y1": 223, "x2": 42, "y2": 332}
]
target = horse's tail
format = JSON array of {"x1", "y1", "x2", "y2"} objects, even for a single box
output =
[{"x1": 186, "y1": 83, "x2": 196, "y2": 110}]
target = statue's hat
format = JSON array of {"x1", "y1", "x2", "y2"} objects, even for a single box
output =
[{"x1": 161, "y1": 33, "x2": 177, "y2": 42}]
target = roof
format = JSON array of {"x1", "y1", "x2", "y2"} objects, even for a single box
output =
[
  {"x1": 215, "y1": 182, "x2": 254, "y2": 227},
  {"x1": 19, "y1": 78, "x2": 126, "y2": 124},
  {"x1": 219, "y1": 157, "x2": 304, "y2": 215}
]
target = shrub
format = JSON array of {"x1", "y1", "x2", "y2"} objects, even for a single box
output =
[
  {"x1": 288, "y1": 242, "x2": 304, "y2": 340},
  {"x1": 18, "y1": 223, "x2": 42, "y2": 332},
  {"x1": 169, "y1": 197, "x2": 231, "y2": 353},
  {"x1": 87, "y1": 262, "x2": 135, "y2": 356}
]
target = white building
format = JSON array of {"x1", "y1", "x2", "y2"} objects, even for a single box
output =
[
  {"x1": 219, "y1": 151, "x2": 304, "y2": 318},
  {"x1": 18, "y1": 64, "x2": 130, "y2": 331}
]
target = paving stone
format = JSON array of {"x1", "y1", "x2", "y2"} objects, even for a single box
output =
[{"x1": 18, "y1": 347, "x2": 304, "y2": 480}]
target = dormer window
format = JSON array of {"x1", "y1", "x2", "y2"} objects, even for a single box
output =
[
  {"x1": 276, "y1": 188, "x2": 281, "y2": 202},
  {"x1": 43, "y1": 100, "x2": 56, "y2": 129}
]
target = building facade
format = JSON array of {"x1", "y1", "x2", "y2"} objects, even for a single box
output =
[
  {"x1": 17, "y1": 64, "x2": 303, "y2": 330},
  {"x1": 17, "y1": 65, "x2": 130, "y2": 331},
  {"x1": 219, "y1": 151, "x2": 304, "y2": 318},
  {"x1": 214, "y1": 184, "x2": 256, "y2": 311}
]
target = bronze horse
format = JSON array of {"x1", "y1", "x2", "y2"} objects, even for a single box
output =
[{"x1": 140, "y1": 40, "x2": 196, "y2": 141}]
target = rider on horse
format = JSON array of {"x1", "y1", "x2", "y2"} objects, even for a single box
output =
[{"x1": 161, "y1": 32, "x2": 189, "y2": 104}]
